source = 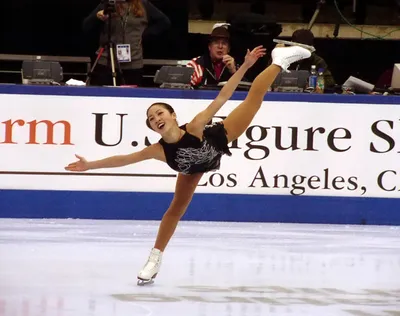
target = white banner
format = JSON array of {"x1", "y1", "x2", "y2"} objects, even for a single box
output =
[{"x1": 1, "y1": 93, "x2": 399, "y2": 199}]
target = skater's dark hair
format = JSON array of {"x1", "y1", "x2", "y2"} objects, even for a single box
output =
[{"x1": 146, "y1": 102, "x2": 176, "y2": 130}]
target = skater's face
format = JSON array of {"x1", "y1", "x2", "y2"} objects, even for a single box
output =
[
  {"x1": 146, "y1": 103, "x2": 177, "y2": 135},
  {"x1": 209, "y1": 38, "x2": 229, "y2": 61}
]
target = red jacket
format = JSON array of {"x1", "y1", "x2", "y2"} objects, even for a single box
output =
[{"x1": 187, "y1": 54, "x2": 238, "y2": 87}]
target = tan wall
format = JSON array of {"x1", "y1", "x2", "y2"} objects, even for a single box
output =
[{"x1": 189, "y1": 20, "x2": 400, "y2": 40}]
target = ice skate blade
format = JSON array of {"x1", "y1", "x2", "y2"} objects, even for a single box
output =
[
  {"x1": 273, "y1": 39, "x2": 316, "y2": 53},
  {"x1": 137, "y1": 278, "x2": 154, "y2": 286},
  {"x1": 137, "y1": 273, "x2": 157, "y2": 286}
]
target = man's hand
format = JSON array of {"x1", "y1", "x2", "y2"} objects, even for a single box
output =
[{"x1": 222, "y1": 55, "x2": 237, "y2": 74}]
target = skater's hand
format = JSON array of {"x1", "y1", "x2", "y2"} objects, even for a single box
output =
[
  {"x1": 222, "y1": 55, "x2": 237, "y2": 74},
  {"x1": 243, "y1": 45, "x2": 267, "y2": 68},
  {"x1": 65, "y1": 154, "x2": 90, "y2": 172},
  {"x1": 97, "y1": 10, "x2": 109, "y2": 21}
]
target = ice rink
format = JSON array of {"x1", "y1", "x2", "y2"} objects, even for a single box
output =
[{"x1": 0, "y1": 219, "x2": 399, "y2": 316}]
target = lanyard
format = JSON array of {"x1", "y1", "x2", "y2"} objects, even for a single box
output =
[{"x1": 119, "y1": 4, "x2": 131, "y2": 43}]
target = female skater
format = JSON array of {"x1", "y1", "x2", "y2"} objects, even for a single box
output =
[{"x1": 65, "y1": 44, "x2": 311, "y2": 285}]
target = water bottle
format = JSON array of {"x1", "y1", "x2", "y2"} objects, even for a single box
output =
[
  {"x1": 308, "y1": 65, "x2": 317, "y2": 90},
  {"x1": 316, "y1": 68, "x2": 325, "y2": 94}
]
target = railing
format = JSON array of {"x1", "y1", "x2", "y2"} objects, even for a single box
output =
[{"x1": 0, "y1": 54, "x2": 190, "y2": 82}]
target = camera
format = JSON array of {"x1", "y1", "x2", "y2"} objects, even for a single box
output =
[
  {"x1": 102, "y1": 0, "x2": 127, "y2": 14},
  {"x1": 103, "y1": 0, "x2": 127, "y2": 5}
]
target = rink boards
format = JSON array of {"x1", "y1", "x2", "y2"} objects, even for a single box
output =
[{"x1": 0, "y1": 84, "x2": 400, "y2": 225}]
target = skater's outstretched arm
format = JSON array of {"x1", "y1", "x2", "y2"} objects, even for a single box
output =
[
  {"x1": 64, "y1": 143, "x2": 165, "y2": 172},
  {"x1": 186, "y1": 46, "x2": 266, "y2": 137}
]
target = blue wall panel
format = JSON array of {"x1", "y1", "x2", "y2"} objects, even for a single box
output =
[{"x1": 0, "y1": 189, "x2": 399, "y2": 225}]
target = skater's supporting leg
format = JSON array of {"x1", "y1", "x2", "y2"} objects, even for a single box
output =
[
  {"x1": 137, "y1": 172, "x2": 203, "y2": 283},
  {"x1": 154, "y1": 172, "x2": 204, "y2": 251}
]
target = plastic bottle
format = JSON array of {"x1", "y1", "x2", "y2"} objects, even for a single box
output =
[
  {"x1": 315, "y1": 68, "x2": 325, "y2": 94},
  {"x1": 308, "y1": 65, "x2": 317, "y2": 90}
]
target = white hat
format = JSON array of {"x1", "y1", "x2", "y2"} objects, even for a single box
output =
[{"x1": 212, "y1": 23, "x2": 230, "y2": 30}]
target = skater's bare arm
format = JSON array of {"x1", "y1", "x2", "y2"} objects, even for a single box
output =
[
  {"x1": 187, "y1": 63, "x2": 250, "y2": 131},
  {"x1": 65, "y1": 143, "x2": 165, "y2": 172},
  {"x1": 187, "y1": 46, "x2": 266, "y2": 137}
]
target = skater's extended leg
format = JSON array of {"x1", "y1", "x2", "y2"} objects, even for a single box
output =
[
  {"x1": 223, "y1": 64, "x2": 281, "y2": 143},
  {"x1": 223, "y1": 46, "x2": 311, "y2": 143}
]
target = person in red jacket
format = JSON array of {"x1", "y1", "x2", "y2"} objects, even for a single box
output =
[{"x1": 187, "y1": 24, "x2": 240, "y2": 87}]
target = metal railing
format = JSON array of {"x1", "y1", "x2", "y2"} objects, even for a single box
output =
[{"x1": 0, "y1": 54, "x2": 189, "y2": 80}]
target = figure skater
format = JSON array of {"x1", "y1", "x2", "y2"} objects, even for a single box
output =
[{"x1": 65, "y1": 44, "x2": 311, "y2": 285}]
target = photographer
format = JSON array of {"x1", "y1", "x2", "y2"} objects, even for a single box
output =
[{"x1": 83, "y1": 0, "x2": 170, "y2": 86}]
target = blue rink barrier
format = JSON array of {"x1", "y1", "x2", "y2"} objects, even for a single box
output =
[
  {"x1": 0, "y1": 189, "x2": 400, "y2": 225},
  {"x1": 1, "y1": 84, "x2": 400, "y2": 225}
]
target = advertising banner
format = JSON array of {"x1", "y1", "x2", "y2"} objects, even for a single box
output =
[{"x1": 1, "y1": 93, "x2": 399, "y2": 200}]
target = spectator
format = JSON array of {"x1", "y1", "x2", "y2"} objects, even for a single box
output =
[
  {"x1": 287, "y1": 29, "x2": 336, "y2": 88},
  {"x1": 83, "y1": 0, "x2": 170, "y2": 86},
  {"x1": 187, "y1": 23, "x2": 241, "y2": 87}
]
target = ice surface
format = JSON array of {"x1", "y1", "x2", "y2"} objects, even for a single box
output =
[{"x1": 0, "y1": 219, "x2": 399, "y2": 316}]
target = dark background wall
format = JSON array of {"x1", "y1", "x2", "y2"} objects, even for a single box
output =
[
  {"x1": 1, "y1": 0, "x2": 399, "y2": 86},
  {"x1": 1, "y1": 0, "x2": 188, "y2": 58}
]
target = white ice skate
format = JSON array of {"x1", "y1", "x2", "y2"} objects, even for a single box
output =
[
  {"x1": 271, "y1": 45, "x2": 312, "y2": 73},
  {"x1": 137, "y1": 248, "x2": 162, "y2": 286}
]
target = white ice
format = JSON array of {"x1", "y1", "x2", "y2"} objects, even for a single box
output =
[{"x1": 0, "y1": 219, "x2": 399, "y2": 316}]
